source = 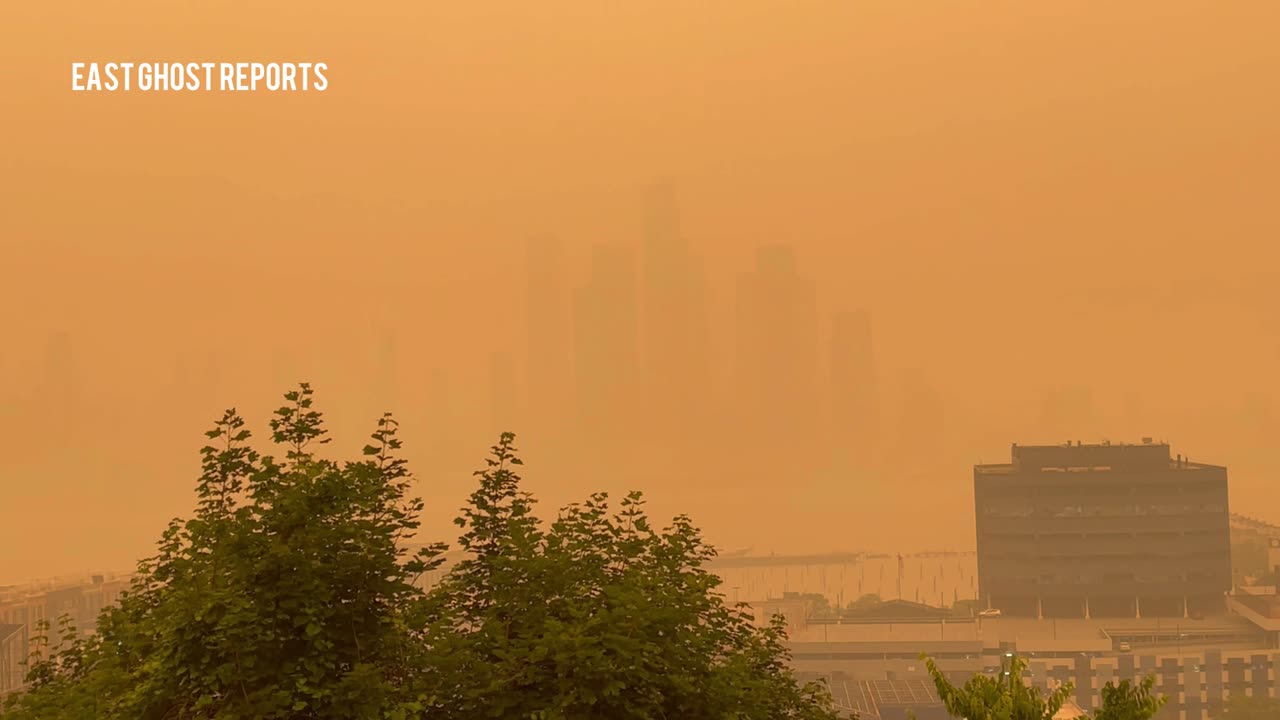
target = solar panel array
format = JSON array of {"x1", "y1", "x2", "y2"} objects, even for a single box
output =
[
  {"x1": 869, "y1": 678, "x2": 941, "y2": 705},
  {"x1": 794, "y1": 674, "x2": 943, "y2": 719}
]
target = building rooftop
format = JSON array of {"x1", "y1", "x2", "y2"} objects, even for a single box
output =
[
  {"x1": 976, "y1": 440, "x2": 1224, "y2": 474},
  {"x1": 840, "y1": 679, "x2": 948, "y2": 720},
  {"x1": 790, "y1": 620, "x2": 981, "y2": 644},
  {"x1": 859, "y1": 678, "x2": 941, "y2": 706},
  {"x1": 841, "y1": 599, "x2": 957, "y2": 622},
  {"x1": 787, "y1": 614, "x2": 1265, "y2": 655},
  {"x1": 791, "y1": 675, "x2": 949, "y2": 720}
]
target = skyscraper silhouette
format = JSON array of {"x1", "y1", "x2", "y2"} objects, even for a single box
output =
[
  {"x1": 830, "y1": 309, "x2": 879, "y2": 472},
  {"x1": 640, "y1": 182, "x2": 709, "y2": 466},
  {"x1": 573, "y1": 243, "x2": 639, "y2": 462},
  {"x1": 734, "y1": 244, "x2": 818, "y2": 478}
]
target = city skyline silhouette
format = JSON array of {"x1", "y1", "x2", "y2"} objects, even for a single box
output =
[{"x1": 3, "y1": 0, "x2": 1280, "y2": 583}]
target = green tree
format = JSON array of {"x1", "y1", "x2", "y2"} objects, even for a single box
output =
[
  {"x1": 846, "y1": 593, "x2": 882, "y2": 611},
  {"x1": 5, "y1": 388, "x2": 838, "y2": 720},
  {"x1": 5, "y1": 385, "x2": 443, "y2": 719},
  {"x1": 796, "y1": 593, "x2": 837, "y2": 619},
  {"x1": 1091, "y1": 676, "x2": 1165, "y2": 720},
  {"x1": 413, "y1": 433, "x2": 841, "y2": 720},
  {"x1": 920, "y1": 653, "x2": 1166, "y2": 720},
  {"x1": 922, "y1": 654, "x2": 1072, "y2": 720}
]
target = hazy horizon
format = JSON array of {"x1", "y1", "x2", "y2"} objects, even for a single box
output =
[{"x1": 3, "y1": 0, "x2": 1279, "y2": 584}]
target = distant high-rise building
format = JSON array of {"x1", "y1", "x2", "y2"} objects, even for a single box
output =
[
  {"x1": 640, "y1": 182, "x2": 709, "y2": 458},
  {"x1": 975, "y1": 441, "x2": 1231, "y2": 619},
  {"x1": 573, "y1": 244, "x2": 639, "y2": 459},
  {"x1": 830, "y1": 310, "x2": 879, "y2": 468},
  {"x1": 734, "y1": 244, "x2": 818, "y2": 472},
  {"x1": 525, "y1": 236, "x2": 572, "y2": 444}
]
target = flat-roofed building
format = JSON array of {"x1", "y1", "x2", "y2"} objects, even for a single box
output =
[
  {"x1": 789, "y1": 612, "x2": 1278, "y2": 720},
  {"x1": 746, "y1": 596, "x2": 811, "y2": 634},
  {"x1": 787, "y1": 611, "x2": 983, "y2": 681},
  {"x1": 975, "y1": 441, "x2": 1231, "y2": 619}
]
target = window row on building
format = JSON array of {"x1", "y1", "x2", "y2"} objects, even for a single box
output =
[{"x1": 983, "y1": 503, "x2": 1227, "y2": 518}]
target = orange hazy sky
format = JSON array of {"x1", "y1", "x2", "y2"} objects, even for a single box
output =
[{"x1": 2, "y1": 0, "x2": 1279, "y2": 583}]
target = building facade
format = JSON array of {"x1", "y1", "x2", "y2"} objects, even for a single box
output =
[
  {"x1": 0, "y1": 623, "x2": 24, "y2": 696},
  {"x1": 0, "y1": 573, "x2": 133, "y2": 696},
  {"x1": 785, "y1": 602, "x2": 1280, "y2": 720},
  {"x1": 974, "y1": 441, "x2": 1231, "y2": 619},
  {"x1": 1021, "y1": 648, "x2": 1280, "y2": 720}
]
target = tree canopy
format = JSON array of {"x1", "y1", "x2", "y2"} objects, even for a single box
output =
[
  {"x1": 920, "y1": 653, "x2": 1166, "y2": 720},
  {"x1": 3, "y1": 385, "x2": 839, "y2": 720},
  {"x1": 846, "y1": 594, "x2": 881, "y2": 611}
]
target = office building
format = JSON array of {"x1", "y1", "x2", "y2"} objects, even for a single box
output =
[
  {"x1": 573, "y1": 243, "x2": 639, "y2": 459},
  {"x1": 974, "y1": 441, "x2": 1231, "y2": 619},
  {"x1": 734, "y1": 244, "x2": 818, "y2": 471},
  {"x1": 639, "y1": 182, "x2": 709, "y2": 457},
  {"x1": 830, "y1": 310, "x2": 879, "y2": 469}
]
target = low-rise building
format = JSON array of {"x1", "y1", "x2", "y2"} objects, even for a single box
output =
[
  {"x1": 747, "y1": 596, "x2": 811, "y2": 634},
  {"x1": 0, "y1": 623, "x2": 24, "y2": 696},
  {"x1": 0, "y1": 571, "x2": 134, "y2": 694},
  {"x1": 785, "y1": 599, "x2": 1280, "y2": 720}
]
